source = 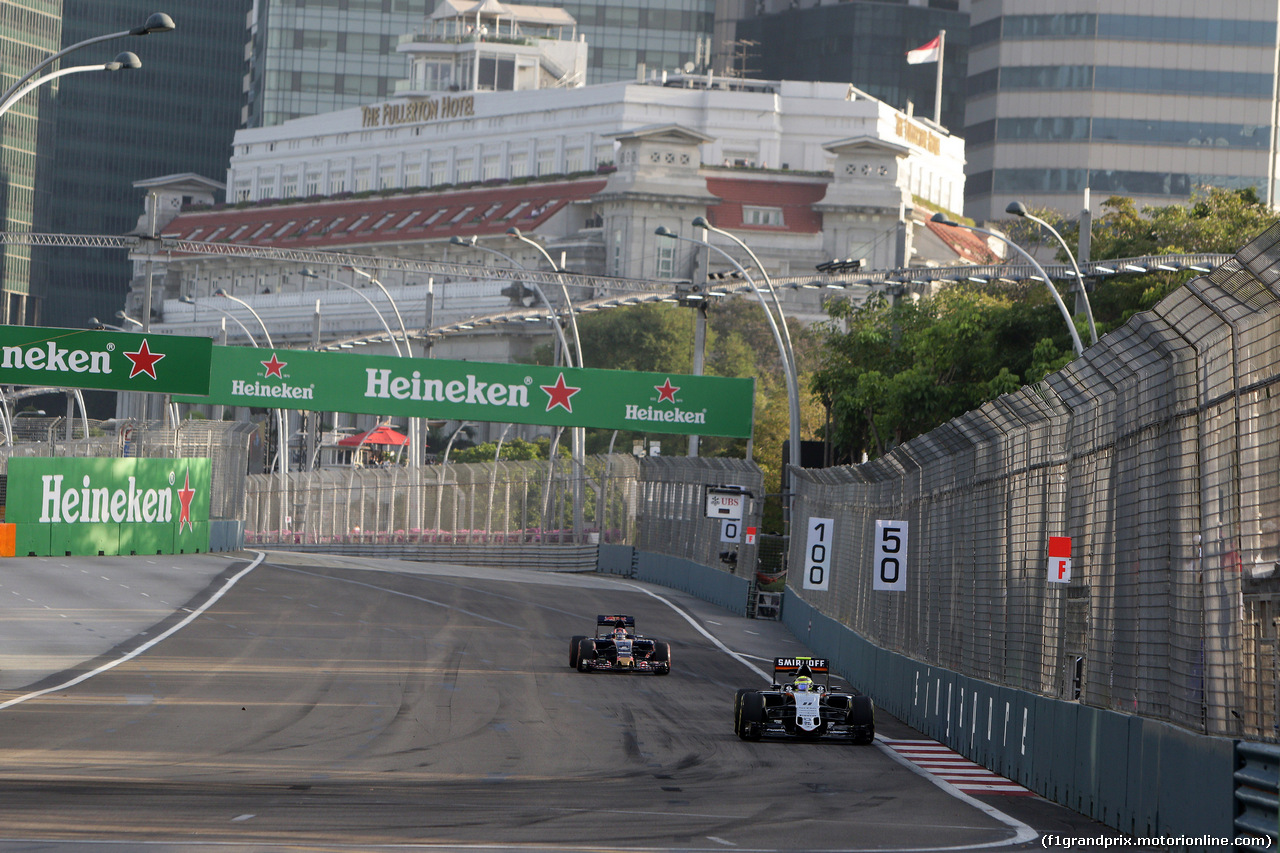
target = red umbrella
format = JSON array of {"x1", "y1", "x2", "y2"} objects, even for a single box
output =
[{"x1": 338, "y1": 425, "x2": 410, "y2": 447}]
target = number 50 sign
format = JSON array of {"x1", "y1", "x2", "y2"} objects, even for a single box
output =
[{"x1": 873, "y1": 520, "x2": 908, "y2": 591}]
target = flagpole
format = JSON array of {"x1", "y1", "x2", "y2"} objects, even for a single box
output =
[{"x1": 933, "y1": 29, "x2": 945, "y2": 125}]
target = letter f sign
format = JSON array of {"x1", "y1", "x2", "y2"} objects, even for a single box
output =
[{"x1": 1048, "y1": 537, "x2": 1072, "y2": 584}]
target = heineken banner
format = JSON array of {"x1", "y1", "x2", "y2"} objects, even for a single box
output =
[
  {"x1": 0, "y1": 326, "x2": 212, "y2": 395},
  {"x1": 5, "y1": 458, "x2": 211, "y2": 557},
  {"x1": 176, "y1": 346, "x2": 755, "y2": 438}
]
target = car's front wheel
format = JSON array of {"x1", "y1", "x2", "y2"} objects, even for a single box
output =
[
  {"x1": 738, "y1": 691, "x2": 765, "y2": 741},
  {"x1": 576, "y1": 638, "x2": 596, "y2": 672},
  {"x1": 651, "y1": 641, "x2": 671, "y2": 674},
  {"x1": 847, "y1": 695, "x2": 875, "y2": 744},
  {"x1": 569, "y1": 635, "x2": 586, "y2": 668}
]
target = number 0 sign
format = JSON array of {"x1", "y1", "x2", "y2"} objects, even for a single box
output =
[
  {"x1": 803, "y1": 517, "x2": 835, "y2": 591},
  {"x1": 873, "y1": 520, "x2": 908, "y2": 591}
]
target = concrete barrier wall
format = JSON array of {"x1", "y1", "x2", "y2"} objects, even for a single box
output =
[
  {"x1": 781, "y1": 587, "x2": 1237, "y2": 841},
  {"x1": 210, "y1": 519, "x2": 244, "y2": 552},
  {"x1": 611, "y1": 546, "x2": 750, "y2": 616}
]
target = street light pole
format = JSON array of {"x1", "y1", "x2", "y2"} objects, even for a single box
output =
[
  {"x1": 0, "y1": 53, "x2": 141, "y2": 117},
  {"x1": 1006, "y1": 201, "x2": 1098, "y2": 347},
  {"x1": 450, "y1": 234, "x2": 585, "y2": 543},
  {"x1": 931, "y1": 212, "x2": 1084, "y2": 357},
  {"x1": 656, "y1": 226, "x2": 802, "y2": 509},
  {"x1": 0, "y1": 12, "x2": 174, "y2": 109},
  {"x1": 506, "y1": 226, "x2": 583, "y2": 370}
]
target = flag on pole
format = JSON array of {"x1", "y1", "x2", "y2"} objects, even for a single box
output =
[{"x1": 906, "y1": 35, "x2": 942, "y2": 65}]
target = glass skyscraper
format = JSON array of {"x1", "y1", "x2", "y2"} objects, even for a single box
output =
[
  {"x1": 965, "y1": 0, "x2": 1278, "y2": 220},
  {"x1": 0, "y1": 0, "x2": 63, "y2": 325},
  {"x1": 41, "y1": 2, "x2": 249, "y2": 329},
  {"x1": 245, "y1": 0, "x2": 431, "y2": 128}
]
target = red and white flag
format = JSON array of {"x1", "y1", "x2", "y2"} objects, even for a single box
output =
[{"x1": 906, "y1": 35, "x2": 941, "y2": 65}]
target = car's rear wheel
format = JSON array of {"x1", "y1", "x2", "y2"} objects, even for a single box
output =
[
  {"x1": 738, "y1": 691, "x2": 765, "y2": 741},
  {"x1": 576, "y1": 638, "x2": 596, "y2": 672},
  {"x1": 733, "y1": 688, "x2": 752, "y2": 731},
  {"x1": 569, "y1": 635, "x2": 586, "y2": 668},
  {"x1": 847, "y1": 695, "x2": 875, "y2": 744},
  {"x1": 651, "y1": 641, "x2": 671, "y2": 674}
]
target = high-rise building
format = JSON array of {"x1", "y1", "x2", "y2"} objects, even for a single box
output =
[
  {"x1": 964, "y1": 1, "x2": 1278, "y2": 221},
  {"x1": 41, "y1": 2, "x2": 249, "y2": 330},
  {"x1": 519, "y1": 1, "x2": 716, "y2": 83},
  {"x1": 0, "y1": 0, "x2": 63, "y2": 325},
  {"x1": 245, "y1": 0, "x2": 431, "y2": 128},
  {"x1": 733, "y1": 1, "x2": 969, "y2": 134}
]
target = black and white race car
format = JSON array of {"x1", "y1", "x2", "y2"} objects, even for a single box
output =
[
  {"x1": 569, "y1": 615, "x2": 672, "y2": 675},
  {"x1": 734, "y1": 657, "x2": 874, "y2": 743}
]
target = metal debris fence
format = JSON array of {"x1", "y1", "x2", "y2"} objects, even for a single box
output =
[
  {"x1": 789, "y1": 222, "x2": 1280, "y2": 741},
  {"x1": 244, "y1": 453, "x2": 641, "y2": 548}
]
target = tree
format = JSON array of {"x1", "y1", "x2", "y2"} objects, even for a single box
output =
[{"x1": 812, "y1": 287, "x2": 1071, "y2": 463}]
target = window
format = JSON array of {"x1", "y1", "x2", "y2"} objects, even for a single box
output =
[
  {"x1": 656, "y1": 243, "x2": 675, "y2": 279},
  {"x1": 393, "y1": 211, "x2": 422, "y2": 229},
  {"x1": 744, "y1": 206, "x2": 784, "y2": 226}
]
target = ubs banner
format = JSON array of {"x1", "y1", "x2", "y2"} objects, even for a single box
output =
[
  {"x1": 6, "y1": 458, "x2": 211, "y2": 557},
  {"x1": 177, "y1": 346, "x2": 755, "y2": 438}
]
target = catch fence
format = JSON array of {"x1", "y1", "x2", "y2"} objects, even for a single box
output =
[
  {"x1": 789, "y1": 222, "x2": 1280, "y2": 740},
  {"x1": 245, "y1": 453, "x2": 641, "y2": 553}
]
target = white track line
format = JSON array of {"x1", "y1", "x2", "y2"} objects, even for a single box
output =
[{"x1": 0, "y1": 551, "x2": 266, "y2": 712}]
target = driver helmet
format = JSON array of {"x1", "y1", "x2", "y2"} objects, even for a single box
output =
[
  {"x1": 614, "y1": 626, "x2": 627, "y2": 639},
  {"x1": 794, "y1": 676, "x2": 814, "y2": 692}
]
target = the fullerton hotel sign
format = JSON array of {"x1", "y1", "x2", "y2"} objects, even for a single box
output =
[{"x1": 361, "y1": 95, "x2": 476, "y2": 128}]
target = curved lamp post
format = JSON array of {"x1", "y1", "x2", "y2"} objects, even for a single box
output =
[
  {"x1": 656, "y1": 225, "x2": 802, "y2": 488},
  {"x1": 930, "y1": 213, "x2": 1084, "y2": 358},
  {"x1": 346, "y1": 266, "x2": 411, "y2": 355},
  {"x1": 0, "y1": 12, "x2": 173, "y2": 110},
  {"x1": 0, "y1": 52, "x2": 141, "y2": 117},
  {"x1": 505, "y1": 226, "x2": 583, "y2": 371},
  {"x1": 300, "y1": 270, "x2": 402, "y2": 356},
  {"x1": 1006, "y1": 201, "x2": 1098, "y2": 347},
  {"x1": 448, "y1": 235, "x2": 575, "y2": 365},
  {"x1": 115, "y1": 310, "x2": 144, "y2": 328}
]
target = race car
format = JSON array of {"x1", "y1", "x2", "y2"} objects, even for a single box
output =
[
  {"x1": 569, "y1": 615, "x2": 672, "y2": 675},
  {"x1": 734, "y1": 656, "x2": 874, "y2": 743}
]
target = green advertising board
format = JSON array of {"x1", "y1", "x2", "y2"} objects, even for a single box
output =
[
  {"x1": 177, "y1": 346, "x2": 755, "y2": 438},
  {"x1": 6, "y1": 458, "x2": 211, "y2": 556},
  {"x1": 0, "y1": 326, "x2": 212, "y2": 395}
]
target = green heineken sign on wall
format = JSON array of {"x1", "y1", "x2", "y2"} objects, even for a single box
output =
[
  {"x1": 5, "y1": 458, "x2": 211, "y2": 556},
  {"x1": 178, "y1": 347, "x2": 755, "y2": 438},
  {"x1": 0, "y1": 326, "x2": 212, "y2": 395}
]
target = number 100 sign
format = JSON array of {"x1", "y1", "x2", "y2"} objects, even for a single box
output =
[
  {"x1": 873, "y1": 520, "x2": 908, "y2": 591},
  {"x1": 802, "y1": 517, "x2": 835, "y2": 591}
]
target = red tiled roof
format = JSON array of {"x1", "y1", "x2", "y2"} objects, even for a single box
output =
[
  {"x1": 704, "y1": 177, "x2": 826, "y2": 234},
  {"x1": 162, "y1": 179, "x2": 608, "y2": 250},
  {"x1": 924, "y1": 218, "x2": 1000, "y2": 265}
]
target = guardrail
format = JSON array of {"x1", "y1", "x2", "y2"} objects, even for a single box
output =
[
  {"x1": 264, "y1": 541, "x2": 599, "y2": 572},
  {"x1": 1235, "y1": 741, "x2": 1280, "y2": 842}
]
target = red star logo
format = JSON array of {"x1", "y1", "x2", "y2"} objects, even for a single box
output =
[
  {"x1": 123, "y1": 339, "x2": 165, "y2": 379},
  {"x1": 261, "y1": 353, "x2": 286, "y2": 378},
  {"x1": 177, "y1": 469, "x2": 196, "y2": 533},
  {"x1": 540, "y1": 372, "x2": 581, "y2": 413},
  {"x1": 655, "y1": 378, "x2": 680, "y2": 403}
]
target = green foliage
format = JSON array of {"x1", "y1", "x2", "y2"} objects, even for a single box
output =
[
  {"x1": 812, "y1": 287, "x2": 1072, "y2": 462},
  {"x1": 450, "y1": 436, "x2": 558, "y2": 463}
]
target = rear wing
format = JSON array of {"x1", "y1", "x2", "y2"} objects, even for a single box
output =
[
  {"x1": 597, "y1": 615, "x2": 635, "y2": 628},
  {"x1": 773, "y1": 656, "x2": 829, "y2": 685}
]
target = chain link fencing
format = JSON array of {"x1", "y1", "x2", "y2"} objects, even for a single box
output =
[
  {"x1": 245, "y1": 453, "x2": 641, "y2": 551},
  {"x1": 789, "y1": 222, "x2": 1280, "y2": 740}
]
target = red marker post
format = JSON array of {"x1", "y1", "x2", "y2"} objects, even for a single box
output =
[{"x1": 1048, "y1": 536, "x2": 1072, "y2": 584}]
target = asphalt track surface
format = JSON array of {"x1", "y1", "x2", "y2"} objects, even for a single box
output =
[{"x1": 0, "y1": 552, "x2": 1130, "y2": 852}]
